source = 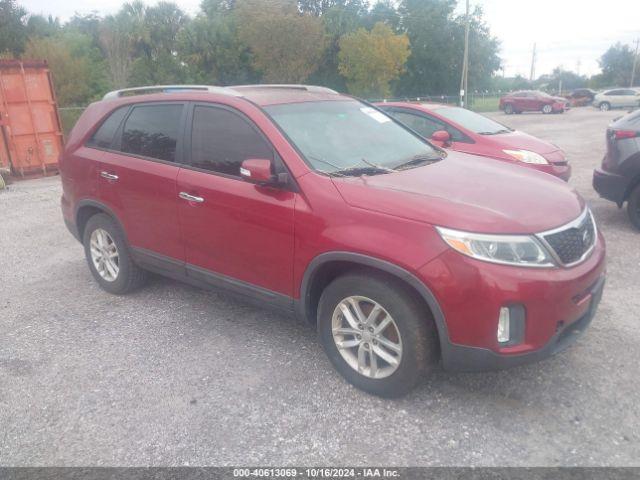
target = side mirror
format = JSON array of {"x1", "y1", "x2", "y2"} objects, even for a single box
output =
[
  {"x1": 240, "y1": 158, "x2": 274, "y2": 185},
  {"x1": 431, "y1": 130, "x2": 451, "y2": 146},
  {"x1": 240, "y1": 158, "x2": 290, "y2": 188}
]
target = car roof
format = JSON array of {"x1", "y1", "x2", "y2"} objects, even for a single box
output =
[
  {"x1": 376, "y1": 101, "x2": 450, "y2": 111},
  {"x1": 101, "y1": 84, "x2": 346, "y2": 107}
]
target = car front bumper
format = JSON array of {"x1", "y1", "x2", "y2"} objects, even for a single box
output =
[
  {"x1": 441, "y1": 275, "x2": 604, "y2": 371},
  {"x1": 419, "y1": 233, "x2": 606, "y2": 372},
  {"x1": 593, "y1": 168, "x2": 629, "y2": 206}
]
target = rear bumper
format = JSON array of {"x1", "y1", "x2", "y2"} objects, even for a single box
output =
[
  {"x1": 593, "y1": 168, "x2": 628, "y2": 205},
  {"x1": 441, "y1": 275, "x2": 605, "y2": 371}
]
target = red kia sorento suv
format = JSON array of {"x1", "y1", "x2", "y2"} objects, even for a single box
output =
[{"x1": 60, "y1": 85, "x2": 606, "y2": 397}]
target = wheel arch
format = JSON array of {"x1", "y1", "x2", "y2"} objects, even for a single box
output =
[
  {"x1": 75, "y1": 200, "x2": 127, "y2": 243},
  {"x1": 296, "y1": 252, "x2": 451, "y2": 352}
]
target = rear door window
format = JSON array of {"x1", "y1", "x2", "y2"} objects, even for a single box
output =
[
  {"x1": 119, "y1": 104, "x2": 184, "y2": 162},
  {"x1": 87, "y1": 106, "x2": 129, "y2": 149}
]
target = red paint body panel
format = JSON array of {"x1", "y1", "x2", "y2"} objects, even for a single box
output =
[
  {"x1": 177, "y1": 168, "x2": 296, "y2": 295},
  {"x1": 331, "y1": 153, "x2": 582, "y2": 234},
  {"x1": 60, "y1": 88, "x2": 606, "y2": 370},
  {"x1": 98, "y1": 151, "x2": 183, "y2": 261},
  {"x1": 376, "y1": 102, "x2": 571, "y2": 180}
]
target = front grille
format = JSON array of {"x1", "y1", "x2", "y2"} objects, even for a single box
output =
[{"x1": 542, "y1": 211, "x2": 596, "y2": 265}]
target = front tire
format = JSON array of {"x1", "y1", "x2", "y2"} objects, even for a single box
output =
[
  {"x1": 83, "y1": 213, "x2": 147, "y2": 294},
  {"x1": 542, "y1": 104, "x2": 553, "y2": 114},
  {"x1": 318, "y1": 272, "x2": 439, "y2": 398},
  {"x1": 599, "y1": 102, "x2": 611, "y2": 112},
  {"x1": 504, "y1": 104, "x2": 514, "y2": 115},
  {"x1": 628, "y1": 184, "x2": 640, "y2": 231}
]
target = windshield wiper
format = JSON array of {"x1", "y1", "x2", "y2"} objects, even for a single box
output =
[
  {"x1": 394, "y1": 154, "x2": 442, "y2": 170},
  {"x1": 478, "y1": 129, "x2": 512, "y2": 135},
  {"x1": 308, "y1": 154, "x2": 395, "y2": 177}
]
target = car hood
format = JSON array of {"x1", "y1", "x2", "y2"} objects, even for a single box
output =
[
  {"x1": 332, "y1": 152, "x2": 584, "y2": 234},
  {"x1": 488, "y1": 130, "x2": 560, "y2": 155}
]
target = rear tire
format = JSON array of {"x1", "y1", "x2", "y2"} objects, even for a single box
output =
[
  {"x1": 504, "y1": 104, "x2": 514, "y2": 115},
  {"x1": 542, "y1": 104, "x2": 553, "y2": 114},
  {"x1": 627, "y1": 185, "x2": 640, "y2": 231},
  {"x1": 318, "y1": 271, "x2": 439, "y2": 398},
  {"x1": 83, "y1": 213, "x2": 147, "y2": 294},
  {"x1": 599, "y1": 102, "x2": 611, "y2": 112}
]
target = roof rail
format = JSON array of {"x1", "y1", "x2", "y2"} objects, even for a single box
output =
[
  {"x1": 102, "y1": 85, "x2": 242, "y2": 100},
  {"x1": 230, "y1": 84, "x2": 339, "y2": 94}
]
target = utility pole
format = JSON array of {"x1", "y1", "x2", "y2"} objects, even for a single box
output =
[
  {"x1": 459, "y1": 0, "x2": 470, "y2": 107},
  {"x1": 529, "y1": 43, "x2": 537, "y2": 82},
  {"x1": 631, "y1": 38, "x2": 639, "y2": 88}
]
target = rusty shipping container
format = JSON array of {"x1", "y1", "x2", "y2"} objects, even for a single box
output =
[{"x1": 0, "y1": 59, "x2": 63, "y2": 177}]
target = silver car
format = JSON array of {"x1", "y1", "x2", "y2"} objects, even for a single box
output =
[{"x1": 594, "y1": 88, "x2": 640, "y2": 111}]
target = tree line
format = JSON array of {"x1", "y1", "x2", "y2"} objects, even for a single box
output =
[
  {"x1": 0, "y1": 0, "x2": 501, "y2": 106},
  {"x1": 1, "y1": 0, "x2": 636, "y2": 108}
]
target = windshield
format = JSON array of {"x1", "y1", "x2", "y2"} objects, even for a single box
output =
[
  {"x1": 264, "y1": 100, "x2": 439, "y2": 173},
  {"x1": 435, "y1": 106, "x2": 513, "y2": 135}
]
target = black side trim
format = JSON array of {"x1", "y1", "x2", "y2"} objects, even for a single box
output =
[
  {"x1": 186, "y1": 263, "x2": 293, "y2": 311},
  {"x1": 130, "y1": 247, "x2": 293, "y2": 313},
  {"x1": 131, "y1": 246, "x2": 185, "y2": 276},
  {"x1": 296, "y1": 251, "x2": 453, "y2": 361}
]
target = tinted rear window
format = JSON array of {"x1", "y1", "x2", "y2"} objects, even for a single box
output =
[
  {"x1": 120, "y1": 104, "x2": 183, "y2": 162},
  {"x1": 87, "y1": 106, "x2": 128, "y2": 149}
]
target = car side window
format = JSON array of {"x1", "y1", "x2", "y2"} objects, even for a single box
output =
[
  {"x1": 391, "y1": 110, "x2": 466, "y2": 143},
  {"x1": 86, "y1": 106, "x2": 129, "y2": 149},
  {"x1": 606, "y1": 90, "x2": 622, "y2": 96},
  {"x1": 391, "y1": 110, "x2": 445, "y2": 138},
  {"x1": 119, "y1": 104, "x2": 184, "y2": 162},
  {"x1": 190, "y1": 105, "x2": 273, "y2": 177}
]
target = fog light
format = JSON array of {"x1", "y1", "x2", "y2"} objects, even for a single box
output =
[{"x1": 497, "y1": 307, "x2": 510, "y2": 343}]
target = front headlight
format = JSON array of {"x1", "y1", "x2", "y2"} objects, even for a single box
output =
[
  {"x1": 503, "y1": 149, "x2": 549, "y2": 165},
  {"x1": 436, "y1": 227, "x2": 555, "y2": 267}
]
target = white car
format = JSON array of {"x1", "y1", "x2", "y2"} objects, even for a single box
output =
[{"x1": 594, "y1": 88, "x2": 640, "y2": 111}]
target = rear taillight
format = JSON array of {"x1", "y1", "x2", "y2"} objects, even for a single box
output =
[{"x1": 614, "y1": 130, "x2": 639, "y2": 140}]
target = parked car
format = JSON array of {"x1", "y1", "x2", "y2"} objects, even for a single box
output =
[
  {"x1": 499, "y1": 90, "x2": 569, "y2": 114},
  {"x1": 566, "y1": 88, "x2": 596, "y2": 107},
  {"x1": 593, "y1": 88, "x2": 640, "y2": 111},
  {"x1": 60, "y1": 84, "x2": 606, "y2": 397},
  {"x1": 593, "y1": 109, "x2": 640, "y2": 229},
  {"x1": 376, "y1": 102, "x2": 571, "y2": 180}
]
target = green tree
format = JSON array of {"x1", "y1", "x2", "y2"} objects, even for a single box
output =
[
  {"x1": 0, "y1": 0, "x2": 28, "y2": 56},
  {"x1": 362, "y1": 0, "x2": 400, "y2": 31},
  {"x1": 23, "y1": 33, "x2": 99, "y2": 105},
  {"x1": 128, "y1": 2, "x2": 190, "y2": 85},
  {"x1": 398, "y1": 0, "x2": 500, "y2": 96},
  {"x1": 178, "y1": 3, "x2": 255, "y2": 84},
  {"x1": 599, "y1": 43, "x2": 637, "y2": 87},
  {"x1": 338, "y1": 22, "x2": 410, "y2": 97},
  {"x1": 308, "y1": 1, "x2": 366, "y2": 90},
  {"x1": 236, "y1": 0, "x2": 327, "y2": 83}
]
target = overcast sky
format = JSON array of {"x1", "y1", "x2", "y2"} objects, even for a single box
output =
[{"x1": 17, "y1": 0, "x2": 640, "y2": 78}]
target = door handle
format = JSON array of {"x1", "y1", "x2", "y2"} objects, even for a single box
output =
[
  {"x1": 100, "y1": 171, "x2": 118, "y2": 181},
  {"x1": 179, "y1": 192, "x2": 204, "y2": 203}
]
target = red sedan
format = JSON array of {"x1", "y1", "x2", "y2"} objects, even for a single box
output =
[
  {"x1": 499, "y1": 90, "x2": 569, "y2": 114},
  {"x1": 376, "y1": 102, "x2": 571, "y2": 181}
]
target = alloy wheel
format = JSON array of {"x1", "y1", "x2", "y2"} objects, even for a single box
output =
[
  {"x1": 331, "y1": 296, "x2": 403, "y2": 379},
  {"x1": 89, "y1": 228, "x2": 119, "y2": 282}
]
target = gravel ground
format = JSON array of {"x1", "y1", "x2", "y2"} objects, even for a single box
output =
[{"x1": 0, "y1": 107, "x2": 639, "y2": 467}]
